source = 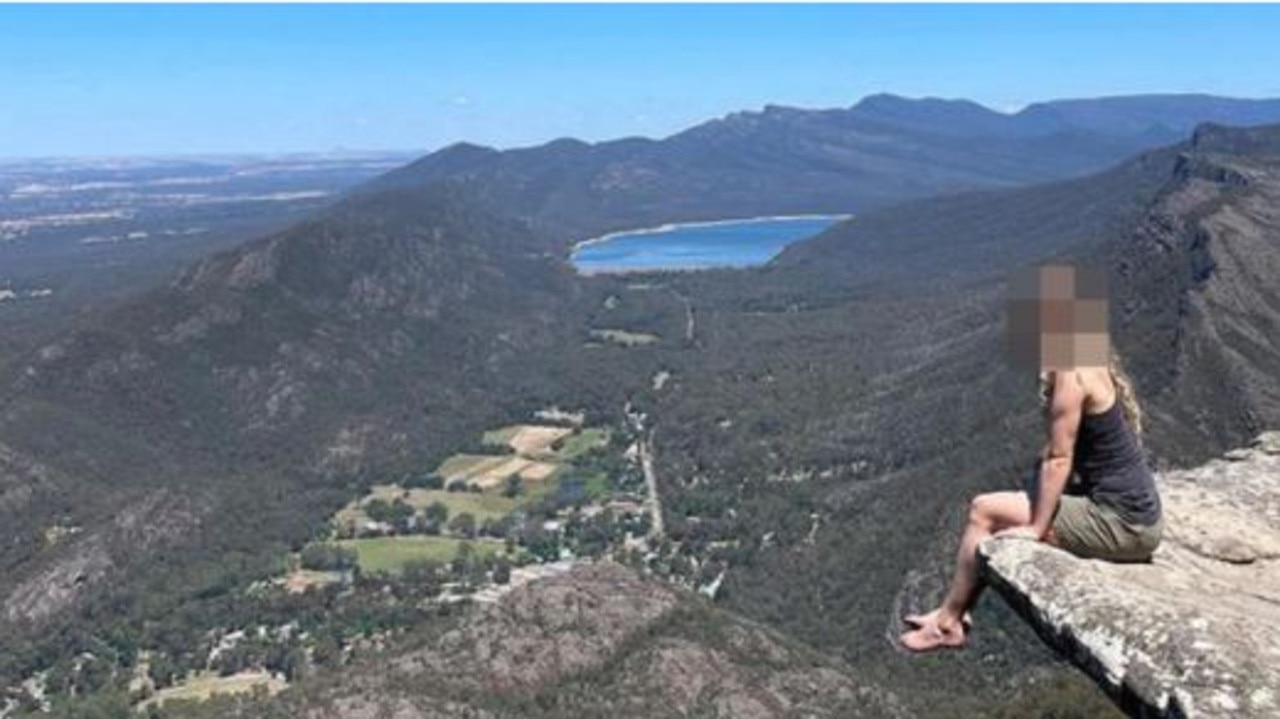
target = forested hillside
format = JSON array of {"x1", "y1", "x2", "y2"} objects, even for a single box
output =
[
  {"x1": 2, "y1": 108, "x2": 1279, "y2": 717},
  {"x1": 366, "y1": 94, "x2": 1280, "y2": 244}
]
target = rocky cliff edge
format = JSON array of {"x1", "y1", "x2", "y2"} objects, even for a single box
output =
[{"x1": 979, "y1": 432, "x2": 1280, "y2": 718}]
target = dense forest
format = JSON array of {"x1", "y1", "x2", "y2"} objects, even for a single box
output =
[{"x1": 3, "y1": 107, "x2": 1280, "y2": 717}]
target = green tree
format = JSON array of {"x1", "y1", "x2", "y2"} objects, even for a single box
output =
[
  {"x1": 503, "y1": 475, "x2": 524, "y2": 497},
  {"x1": 367, "y1": 498, "x2": 414, "y2": 526},
  {"x1": 363, "y1": 498, "x2": 391, "y2": 522},
  {"x1": 448, "y1": 512, "x2": 477, "y2": 539},
  {"x1": 311, "y1": 636, "x2": 341, "y2": 668},
  {"x1": 423, "y1": 501, "x2": 450, "y2": 524},
  {"x1": 493, "y1": 557, "x2": 512, "y2": 585},
  {"x1": 147, "y1": 653, "x2": 181, "y2": 690},
  {"x1": 299, "y1": 544, "x2": 357, "y2": 572},
  {"x1": 49, "y1": 689, "x2": 133, "y2": 719},
  {"x1": 405, "y1": 473, "x2": 444, "y2": 489}
]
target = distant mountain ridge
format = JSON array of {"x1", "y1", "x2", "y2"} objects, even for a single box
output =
[
  {"x1": 852, "y1": 92, "x2": 1280, "y2": 140},
  {"x1": 365, "y1": 93, "x2": 1280, "y2": 245},
  {"x1": 1017, "y1": 93, "x2": 1280, "y2": 137}
]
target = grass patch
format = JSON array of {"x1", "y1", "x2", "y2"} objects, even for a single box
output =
[
  {"x1": 553, "y1": 427, "x2": 611, "y2": 461},
  {"x1": 360, "y1": 485, "x2": 517, "y2": 522},
  {"x1": 434, "y1": 452, "x2": 562, "y2": 491},
  {"x1": 334, "y1": 536, "x2": 503, "y2": 574},
  {"x1": 141, "y1": 671, "x2": 285, "y2": 708},
  {"x1": 482, "y1": 425, "x2": 522, "y2": 446},
  {"x1": 583, "y1": 471, "x2": 611, "y2": 501},
  {"x1": 553, "y1": 470, "x2": 609, "y2": 505},
  {"x1": 436, "y1": 453, "x2": 511, "y2": 480},
  {"x1": 520, "y1": 473, "x2": 562, "y2": 503}
]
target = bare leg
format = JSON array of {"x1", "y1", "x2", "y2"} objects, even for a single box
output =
[
  {"x1": 901, "y1": 491, "x2": 1031, "y2": 650},
  {"x1": 937, "y1": 491, "x2": 1031, "y2": 629}
]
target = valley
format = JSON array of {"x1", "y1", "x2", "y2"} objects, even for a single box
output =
[
  {"x1": 3, "y1": 96, "x2": 1280, "y2": 718},
  {"x1": 0, "y1": 152, "x2": 417, "y2": 365},
  {"x1": 2, "y1": 409, "x2": 658, "y2": 714}
]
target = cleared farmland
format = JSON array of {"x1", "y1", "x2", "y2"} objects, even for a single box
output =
[
  {"x1": 334, "y1": 536, "x2": 503, "y2": 574},
  {"x1": 335, "y1": 485, "x2": 518, "y2": 528},
  {"x1": 141, "y1": 671, "x2": 286, "y2": 709}
]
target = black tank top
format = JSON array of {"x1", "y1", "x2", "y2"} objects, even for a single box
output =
[{"x1": 1073, "y1": 399, "x2": 1162, "y2": 526}]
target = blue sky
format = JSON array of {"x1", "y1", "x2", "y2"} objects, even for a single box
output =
[{"x1": 3, "y1": 4, "x2": 1280, "y2": 158}]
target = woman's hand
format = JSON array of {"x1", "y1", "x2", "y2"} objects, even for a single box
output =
[{"x1": 993, "y1": 525, "x2": 1042, "y2": 541}]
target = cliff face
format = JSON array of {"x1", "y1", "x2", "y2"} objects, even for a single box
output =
[
  {"x1": 774, "y1": 122, "x2": 1280, "y2": 467},
  {"x1": 979, "y1": 432, "x2": 1280, "y2": 718},
  {"x1": 1108, "y1": 124, "x2": 1280, "y2": 464}
]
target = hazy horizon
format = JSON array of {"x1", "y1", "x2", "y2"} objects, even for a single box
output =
[
  {"x1": 5, "y1": 88, "x2": 1280, "y2": 164},
  {"x1": 5, "y1": 4, "x2": 1280, "y2": 158}
]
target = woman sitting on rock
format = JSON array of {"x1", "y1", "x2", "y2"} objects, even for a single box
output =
[{"x1": 899, "y1": 263, "x2": 1164, "y2": 653}]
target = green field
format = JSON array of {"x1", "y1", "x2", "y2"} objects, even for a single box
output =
[
  {"x1": 333, "y1": 480, "x2": 534, "y2": 536},
  {"x1": 481, "y1": 425, "x2": 522, "y2": 446},
  {"x1": 365, "y1": 485, "x2": 517, "y2": 521},
  {"x1": 583, "y1": 470, "x2": 611, "y2": 501},
  {"x1": 332, "y1": 421, "x2": 618, "y2": 541},
  {"x1": 334, "y1": 536, "x2": 503, "y2": 574},
  {"x1": 436, "y1": 453, "x2": 511, "y2": 479},
  {"x1": 553, "y1": 427, "x2": 611, "y2": 460}
]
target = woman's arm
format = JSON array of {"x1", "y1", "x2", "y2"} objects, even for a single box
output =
[{"x1": 1029, "y1": 370, "x2": 1085, "y2": 538}]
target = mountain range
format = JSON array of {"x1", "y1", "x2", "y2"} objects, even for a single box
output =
[
  {"x1": 2, "y1": 93, "x2": 1280, "y2": 717},
  {"x1": 368, "y1": 93, "x2": 1280, "y2": 243}
]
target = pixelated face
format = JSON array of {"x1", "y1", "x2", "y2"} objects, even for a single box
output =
[{"x1": 1006, "y1": 263, "x2": 1110, "y2": 371}]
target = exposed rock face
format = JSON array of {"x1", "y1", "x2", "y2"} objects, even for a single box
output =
[
  {"x1": 1109, "y1": 124, "x2": 1280, "y2": 464},
  {"x1": 2, "y1": 490, "x2": 204, "y2": 627},
  {"x1": 276, "y1": 562, "x2": 906, "y2": 718},
  {"x1": 979, "y1": 432, "x2": 1280, "y2": 718}
]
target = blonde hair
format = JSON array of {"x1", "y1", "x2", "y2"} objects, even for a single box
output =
[
  {"x1": 1038, "y1": 350, "x2": 1144, "y2": 440},
  {"x1": 1108, "y1": 350, "x2": 1143, "y2": 438}
]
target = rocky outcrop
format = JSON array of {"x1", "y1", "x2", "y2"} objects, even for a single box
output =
[
  {"x1": 979, "y1": 432, "x2": 1280, "y2": 718},
  {"x1": 270, "y1": 562, "x2": 907, "y2": 719},
  {"x1": 2, "y1": 489, "x2": 205, "y2": 628}
]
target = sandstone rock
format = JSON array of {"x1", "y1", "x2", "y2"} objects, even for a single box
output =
[
  {"x1": 978, "y1": 434, "x2": 1280, "y2": 718},
  {"x1": 1254, "y1": 431, "x2": 1280, "y2": 456}
]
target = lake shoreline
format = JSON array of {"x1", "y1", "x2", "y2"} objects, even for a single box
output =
[{"x1": 569, "y1": 213, "x2": 854, "y2": 255}]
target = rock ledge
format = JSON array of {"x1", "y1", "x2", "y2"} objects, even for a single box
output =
[{"x1": 978, "y1": 432, "x2": 1280, "y2": 718}]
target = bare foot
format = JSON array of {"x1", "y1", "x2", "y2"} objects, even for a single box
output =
[
  {"x1": 902, "y1": 608, "x2": 942, "y2": 629},
  {"x1": 902, "y1": 608, "x2": 973, "y2": 630},
  {"x1": 899, "y1": 621, "x2": 967, "y2": 653}
]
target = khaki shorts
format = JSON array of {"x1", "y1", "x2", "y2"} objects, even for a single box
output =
[{"x1": 1023, "y1": 470, "x2": 1163, "y2": 562}]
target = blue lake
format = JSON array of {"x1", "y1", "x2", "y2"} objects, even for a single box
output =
[{"x1": 570, "y1": 215, "x2": 848, "y2": 274}]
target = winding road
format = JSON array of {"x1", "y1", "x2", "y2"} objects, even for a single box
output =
[
  {"x1": 638, "y1": 430, "x2": 665, "y2": 538},
  {"x1": 668, "y1": 288, "x2": 695, "y2": 344},
  {"x1": 625, "y1": 403, "x2": 665, "y2": 539}
]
